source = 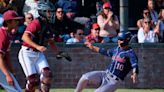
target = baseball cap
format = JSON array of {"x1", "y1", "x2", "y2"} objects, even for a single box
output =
[
  {"x1": 92, "y1": 23, "x2": 100, "y2": 30},
  {"x1": 103, "y1": 2, "x2": 111, "y2": 9},
  {"x1": 3, "y1": 10, "x2": 23, "y2": 21}
]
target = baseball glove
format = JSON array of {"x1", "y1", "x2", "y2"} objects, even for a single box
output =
[{"x1": 56, "y1": 51, "x2": 72, "y2": 62}]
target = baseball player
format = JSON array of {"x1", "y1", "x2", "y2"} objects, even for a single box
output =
[
  {"x1": 0, "y1": 10, "x2": 23, "y2": 92},
  {"x1": 75, "y1": 31, "x2": 139, "y2": 92},
  {"x1": 18, "y1": 1, "x2": 71, "y2": 92}
]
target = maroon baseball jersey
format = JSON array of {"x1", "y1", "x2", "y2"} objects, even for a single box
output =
[
  {"x1": 22, "y1": 18, "x2": 54, "y2": 49},
  {"x1": 0, "y1": 27, "x2": 12, "y2": 55},
  {"x1": 22, "y1": 19, "x2": 41, "y2": 48}
]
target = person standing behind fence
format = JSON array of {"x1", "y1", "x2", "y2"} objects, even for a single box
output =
[
  {"x1": 0, "y1": 10, "x2": 23, "y2": 92},
  {"x1": 154, "y1": 8, "x2": 164, "y2": 43},
  {"x1": 97, "y1": 2, "x2": 119, "y2": 43},
  {"x1": 137, "y1": 18, "x2": 159, "y2": 43},
  {"x1": 137, "y1": 8, "x2": 152, "y2": 29},
  {"x1": 74, "y1": 31, "x2": 139, "y2": 92},
  {"x1": 147, "y1": 0, "x2": 158, "y2": 26}
]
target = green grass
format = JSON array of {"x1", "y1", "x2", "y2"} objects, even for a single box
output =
[
  {"x1": 0, "y1": 89, "x2": 164, "y2": 92},
  {"x1": 53, "y1": 89, "x2": 164, "y2": 92}
]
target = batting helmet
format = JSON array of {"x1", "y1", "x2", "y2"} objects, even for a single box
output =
[
  {"x1": 118, "y1": 31, "x2": 132, "y2": 46},
  {"x1": 37, "y1": 1, "x2": 55, "y2": 21}
]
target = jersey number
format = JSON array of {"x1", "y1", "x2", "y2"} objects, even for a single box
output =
[{"x1": 116, "y1": 63, "x2": 124, "y2": 71}]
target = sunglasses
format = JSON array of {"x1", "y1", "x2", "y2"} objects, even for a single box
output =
[
  {"x1": 57, "y1": 11, "x2": 64, "y2": 13},
  {"x1": 78, "y1": 33, "x2": 84, "y2": 35},
  {"x1": 144, "y1": 21, "x2": 151, "y2": 24},
  {"x1": 144, "y1": 12, "x2": 149, "y2": 14},
  {"x1": 26, "y1": 17, "x2": 33, "y2": 20},
  {"x1": 104, "y1": 7, "x2": 110, "y2": 10},
  {"x1": 95, "y1": 28, "x2": 100, "y2": 30},
  {"x1": 118, "y1": 38, "x2": 125, "y2": 41}
]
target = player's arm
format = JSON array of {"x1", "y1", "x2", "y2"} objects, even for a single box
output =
[
  {"x1": 22, "y1": 32, "x2": 46, "y2": 52},
  {"x1": 84, "y1": 42, "x2": 112, "y2": 56},
  {"x1": 22, "y1": 32, "x2": 40, "y2": 49},
  {"x1": 48, "y1": 39, "x2": 72, "y2": 62},
  {"x1": 48, "y1": 39, "x2": 59, "y2": 55},
  {"x1": 0, "y1": 53, "x2": 14, "y2": 85},
  {"x1": 129, "y1": 50, "x2": 139, "y2": 83},
  {"x1": 0, "y1": 53, "x2": 10, "y2": 77},
  {"x1": 84, "y1": 42, "x2": 100, "y2": 52},
  {"x1": 5, "y1": 51, "x2": 14, "y2": 73}
]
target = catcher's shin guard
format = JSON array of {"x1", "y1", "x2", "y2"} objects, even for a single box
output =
[
  {"x1": 25, "y1": 74, "x2": 40, "y2": 92},
  {"x1": 39, "y1": 67, "x2": 53, "y2": 92}
]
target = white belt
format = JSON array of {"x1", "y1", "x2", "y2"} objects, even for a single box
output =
[{"x1": 106, "y1": 72, "x2": 120, "y2": 81}]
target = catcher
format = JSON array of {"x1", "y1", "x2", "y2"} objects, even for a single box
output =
[{"x1": 18, "y1": 1, "x2": 71, "y2": 92}]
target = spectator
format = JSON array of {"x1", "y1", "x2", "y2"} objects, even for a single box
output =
[
  {"x1": 66, "y1": 28, "x2": 85, "y2": 44},
  {"x1": 56, "y1": 0, "x2": 77, "y2": 18},
  {"x1": 85, "y1": 23, "x2": 103, "y2": 43},
  {"x1": 137, "y1": 18, "x2": 158, "y2": 43},
  {"x1": 147, "y1": 0, "x2": 158, "y2": 26},
  {"x1": 137, "y1": 8, "x2": 152, "y2": 28},
  {"x1": 154, "y1": 8, "x2": 164, "y2": 42},
  {"x1": 97, "y1": 2, "x2": 119, "y2": 43},
  {"x1": 96, "y1": 0, "x2": 110, "y2": 16},
  {"x1": 155, "y1": 0, "x2": 164, "y2": 13},
  {"x1": 24, "y1": 13, "x2": 34, "y2": 25},
  {"x1": 53, "y1": 7, "x2": 83, "y2": 42},
  {"x1": 23, "y1": 0, "x2": 38, "y2": 18}
]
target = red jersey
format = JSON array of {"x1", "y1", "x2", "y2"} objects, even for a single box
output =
[
  {"x1": 22, "y1": 19, "x2": 41, "y2": 48},
  {"x1": 0, "y1": 27, "x2": 12, "y2": 55},
  {"x1": 23, "y1": 18, "x2": 54, "y2": 49},
  {"x1": 85, "y1": 34, "x2": 103, "y2": 43}
]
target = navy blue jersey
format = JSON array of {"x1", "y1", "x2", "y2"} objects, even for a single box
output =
[{"x1": 99, "y1": 46, "x2": 138, "y2": 80}]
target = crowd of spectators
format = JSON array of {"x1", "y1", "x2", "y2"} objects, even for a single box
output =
[
  {"x1": 0, "y1": 0, "x2": 164, "y2": 44},
  {"x1": 137, "y1": 0, "x2": 164, "y2": 43}
]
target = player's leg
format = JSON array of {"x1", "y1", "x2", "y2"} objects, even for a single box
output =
[
  {"x1": 0, "y1": 71, "x2": 22, "y2": 92},
  {"x1": 36, "y1": 53, "x2": 53, "y2": 92},
  {"x1": 11, "y1": 73, "x2": 22, "y2": 92},
  {"x1": 25, "y1": 74, "x2": 40, "y2": 92},
  {"x1": 18, "y1": 47, "x2": 40, "y2": 92},
  {"x1": 94, "y1": 74, "x2": 121, "y2": 92},
  {"x1": 94, "y1": 83, "x2": 119, "y2": 92},
  {"x1": 74, "y1": 71, "x2": 105, "y2": 92}
]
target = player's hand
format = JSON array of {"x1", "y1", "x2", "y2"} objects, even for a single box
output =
[
  {"x1": 6, "y1": 74, "x2": 14, "y2": 86},
  {"x1": 107, "y1": 11, "x2": 113, "y2": 20},
  {"x1": 131, "y1": 73, "x2": 138, "y2": 84},
  {"x1": 84, "y1": 42, "x2": 93, "y2": 49},
  {"x1": 36, "y1": 46, "x2": 47, "y2": 52}
]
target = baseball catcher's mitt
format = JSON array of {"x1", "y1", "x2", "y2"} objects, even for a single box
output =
[{"x1": 56, "y1": 51, "x2": 72, "y2": 62}]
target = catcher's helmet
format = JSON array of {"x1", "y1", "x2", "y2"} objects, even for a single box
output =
[
  {"x1": 118, "y1": 31, "x2": 132, "y2": 46},
  {"x1": 37, "y1": 1, "x2": 55, "y2": 21}
]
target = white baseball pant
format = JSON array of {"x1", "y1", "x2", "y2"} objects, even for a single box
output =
[{"x1": 0, "y1": 70, "x2": 22, "y2": 92}]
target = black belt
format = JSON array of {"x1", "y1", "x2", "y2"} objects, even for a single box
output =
[{"x1": 26, "y1": 48, "x2": 39, "y2": 52}]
